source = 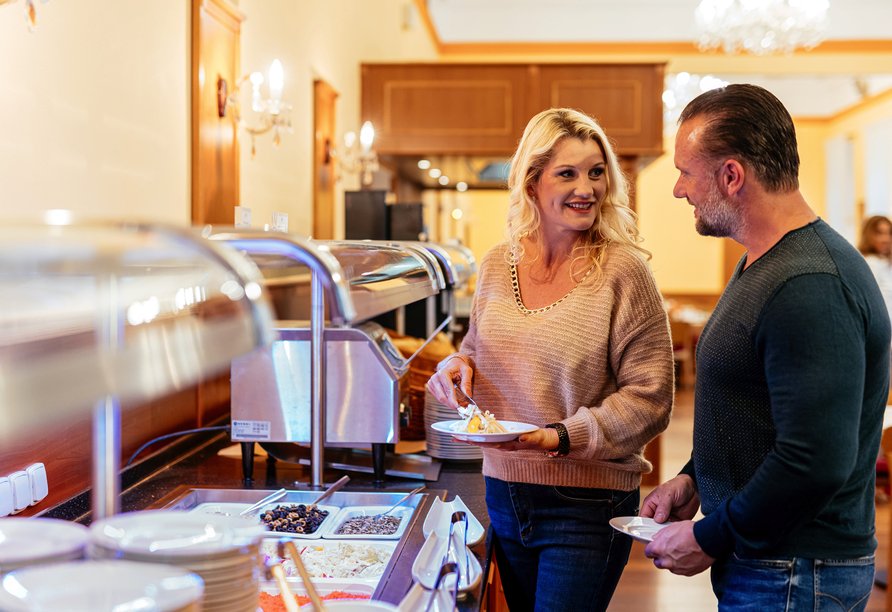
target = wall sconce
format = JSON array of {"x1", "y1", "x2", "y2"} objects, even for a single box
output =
[
  {"x1": 1, "y1": 0, "x2": 48, "y2": 32},
  {"x1": 225, "y1": 59, "x2": 293, "y2": 158},
  {"x1": 330, "y1": 121, "x2": 379, "y2": 186}
]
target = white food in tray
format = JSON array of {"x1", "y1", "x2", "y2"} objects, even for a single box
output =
[{"x1": 260, "y1": 539, "x2": 395, "y2": 582}]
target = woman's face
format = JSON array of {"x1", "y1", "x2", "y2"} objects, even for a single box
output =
[
  {"x1": 531, "y1": 138, "x2": 607, "y2": 240},
  {"x1": 872, "y1": 220, "x2": 892, "y2": 256}
]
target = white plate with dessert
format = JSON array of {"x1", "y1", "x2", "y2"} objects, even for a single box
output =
[
  {"x1": 609, "y1": 516, "x2": 671, "y2": 543},
  {"x1": 430, "y1": 420, "x2": 537, "y2": 443}
]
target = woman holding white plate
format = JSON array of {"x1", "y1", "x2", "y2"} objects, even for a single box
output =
[{"x1": 427, "y1": 108, "x2": 674, "y2": 612}]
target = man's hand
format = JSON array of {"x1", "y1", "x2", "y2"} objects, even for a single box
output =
[
  {"x1": 643, "y1": 521, "x2": 715, "y2": 576},
  {"x1": 640, "y1": 474, "x2": 700, "y2": 523}
]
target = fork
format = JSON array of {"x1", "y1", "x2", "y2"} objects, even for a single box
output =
[{"x1": 452, "y1": 382, "x2": 478, "y2": 419}]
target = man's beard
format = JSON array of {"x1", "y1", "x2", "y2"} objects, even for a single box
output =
[{"x1": 693, "y1": 180, "x2": 744, "y2": 239}]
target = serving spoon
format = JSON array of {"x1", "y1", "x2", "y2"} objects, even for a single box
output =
[{"x1": 373, "y1": 485, "x2": 425, "y2": 521}]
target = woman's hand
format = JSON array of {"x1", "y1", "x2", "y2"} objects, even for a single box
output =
[
  {"x1": 426, "y1": 356, "x2": 474, "y2": 413},
  {"x1": 454, "y1": 427, "x2": 560, "y2": 453}
]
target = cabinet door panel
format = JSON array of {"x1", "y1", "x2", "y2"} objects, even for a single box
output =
[
  {"x1": 362, "y1": 63, "x2": 664, "y2": 157},
  {"x1": 538, "y1": 64, "x2": 664, "y2": 156},
  {"x1": 363, "y1": 64, "x2": 531, "y2": 155}
]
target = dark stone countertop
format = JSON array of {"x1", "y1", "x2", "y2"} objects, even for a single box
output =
[{"x1": 40, "y1": 430, "x2": 493, "y2": 611}]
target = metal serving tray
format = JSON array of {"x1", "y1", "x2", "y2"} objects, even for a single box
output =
[
  {"x1": 152, "y1": 487, "x2": 442, "y2": 605},
  {"x1": 158, "y1": 488, "x2": 426, "y2": 513}
]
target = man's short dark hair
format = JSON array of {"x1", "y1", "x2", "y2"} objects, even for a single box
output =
[{"x1": 679, "y1": 84, "x2": 799, "y2": 193}]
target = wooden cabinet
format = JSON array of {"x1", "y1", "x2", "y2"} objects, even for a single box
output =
[
  {"x1": 362, "y1": 63, "x2": 665, "y2": 157},
  {"x1": 362, "y1": 64, "x2": 532, "y2": 156},
  {"x1": 536, "y1": 64, "x2": 664, "y2": 156}
]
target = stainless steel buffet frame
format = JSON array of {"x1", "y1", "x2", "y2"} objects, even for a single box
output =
[{"x1": 0, "y1": 222, "x2": 276, "y2": 520}]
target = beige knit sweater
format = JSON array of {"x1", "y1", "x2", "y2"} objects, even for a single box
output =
[{"x1": 440, "y1": 242, "x2": 674, "y2": 491}]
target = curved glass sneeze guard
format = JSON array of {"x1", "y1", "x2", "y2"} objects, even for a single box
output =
[
  {"x1": 407, "y1": 241, "x2": 477, "y2": 287},
  {"x1": 206, "y1": 229, "x2": 442, "y2": 324},
  {"x1": 0, "y1": 223, "x2": 277, "y2": 438}
]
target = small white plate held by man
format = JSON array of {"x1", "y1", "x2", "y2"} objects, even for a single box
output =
[
  {"x1": 430, "y1": 420, "x2": 538, "y2": 443},
  {"x1": 609, "y1": 516, "x2": 670, "y2": 543}
]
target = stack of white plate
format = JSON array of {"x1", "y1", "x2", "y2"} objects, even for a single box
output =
[
  {"x1": 0, "y1": 517, "x2": 90, "y2": 575},
  {"x1": 89, "y1": 510, "x2": 267, "y2": 612},
  {"x1": 0, "y1": 559, "x2": 203, "y2": 612},
  {"x1": 424, "y1": 389, "x2": 482, "y2": 460}
]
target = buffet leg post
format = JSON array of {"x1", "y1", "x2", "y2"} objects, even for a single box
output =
[
  {"x1": 241, "y1": 442, "x2": 255, "y2": 484},
  {"x1": 372, "y1": 443, "x2": 387, "y2": 486}
]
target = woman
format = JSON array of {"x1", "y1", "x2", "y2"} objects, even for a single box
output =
[
  {"x1": 859, "y1": 215, "x2": 892, "y2": 320},
  {"x1": 427, "y1": 108, "x2": 674, "y2": 611}
]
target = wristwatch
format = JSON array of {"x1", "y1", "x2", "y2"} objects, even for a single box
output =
[{"x1": 544, "y1": 423, "x2": 569, "y2": 457}]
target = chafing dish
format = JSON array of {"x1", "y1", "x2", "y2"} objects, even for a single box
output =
[{"x1": 205, "y1": 230, "x2": 446, "y2": 485}]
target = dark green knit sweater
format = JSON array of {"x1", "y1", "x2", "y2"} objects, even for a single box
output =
[{"x1": 681, "y1": 219, "x2": 891, "y2": 559}]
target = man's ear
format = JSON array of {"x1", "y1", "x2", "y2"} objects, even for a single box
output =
[{"x1": 720, "y1": 159, "x2": 746, "y2": 197}]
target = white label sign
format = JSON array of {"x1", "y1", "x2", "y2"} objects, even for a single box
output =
[
  {"x1": 271, "y1": 212, "x2": 289, "y2": 232},
  {"x1": 235, "y1": 206, "x2": 252, "y2": 227},
  {"x1": 232, "y1": 420, "x2": 271, "y2": 440}
]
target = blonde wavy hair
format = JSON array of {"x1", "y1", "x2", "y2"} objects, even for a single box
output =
[{"x1": 505, "y1": 108, "x2": 650, "y2": 280}]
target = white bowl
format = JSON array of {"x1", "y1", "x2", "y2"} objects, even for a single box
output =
[
  {"x1": 0, "y1": 560, "x2": 203, "y2": 612},
  {"x1": 89, "y1": 510, "x2": 266, "y2": 557},
  {"x1": 410, "y1": 531, "x2": 481, "y2": 593},
  {"x1": 421, "y1": 496, "x2": 485, "y2": 547},
  {"x1": 0, "y1": 518, "x2": 89, "y2": 568}
]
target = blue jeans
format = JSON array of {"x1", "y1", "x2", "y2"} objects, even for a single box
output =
[
  {"x1": 485, "y1": 476, "x2": 638, "y2": 612},
  {"x1": 711, "y1": 553, "x2": 875, "y2": 612}
]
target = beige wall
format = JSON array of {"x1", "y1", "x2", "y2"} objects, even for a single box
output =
[
  {"x1": 638, "y1": 134, "x2": 725, "y2": 294},
  {"x1": 462, "y1": 189, "x2": 510, "y2": 263},
  {"x1": 0, "y1": 1, "x2": 191, "y2": 224},
  {"x1": 0, "y1": 0, "x2": 436, "y2": 230},
  {"x1": 237, "y1": 0, "x2": 436, "y2": 236},
  {"x1": 824, "y1": 90, "x2": 892, "y2": 218}
]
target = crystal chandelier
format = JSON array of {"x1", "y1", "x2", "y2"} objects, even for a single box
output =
[
  {"x1": 0, "y1": 0, "x2": 48, "y2": 32},
  {"x1": 663, "y1": 73, "x2": 730, "y2": 136},
  {"x1": 695, "y1": 0, "x2": 830, "y2": 55}
]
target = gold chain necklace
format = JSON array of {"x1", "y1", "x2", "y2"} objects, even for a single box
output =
[{"x1": 510, "y1": 261, "x2": 596, "y2": 315}]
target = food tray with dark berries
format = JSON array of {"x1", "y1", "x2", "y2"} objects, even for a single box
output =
[{"x1": 257, "y1": 502, "x2": 340, "y2": 539}]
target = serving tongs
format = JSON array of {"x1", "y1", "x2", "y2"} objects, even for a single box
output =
[
  {"x1": 240, "y1": 487, "x2": 287, "y2": 516},
  {"x1": 443, "y1": 511, "x2": 470, "y2": 587},
  {"x1": 423, "y1": 561, "x2": 459, "y2": 612},
  {"x1": 265, "y1": 557, "x2": 300, "y2": 612},
  {"x1": 280, "y1": 539, "x2": 328, "y2": 612}
]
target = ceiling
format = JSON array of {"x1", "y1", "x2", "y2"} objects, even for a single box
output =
[
  {"x1": 393, "y1": 1, "x2": 892, "y2": 190},
  {"x1": 425, "y1": 0, "x2": 892, "y2": 44}
]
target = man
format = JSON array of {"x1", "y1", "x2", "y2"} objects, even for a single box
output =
[{"x1": 641, "y1": 84, "x2": 891, "y2": 611}]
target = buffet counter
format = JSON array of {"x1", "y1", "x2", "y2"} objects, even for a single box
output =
[{"x1": 40, "y1": 429, "x2": 492, "y2": 612}]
